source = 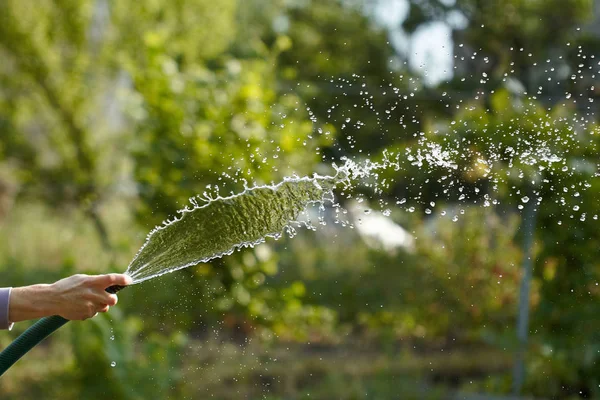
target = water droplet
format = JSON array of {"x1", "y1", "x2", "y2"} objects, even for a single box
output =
[
  {"x1": 521, "y1": 196, "x2": 530, "y2": 203},
  {"x1": 111, "y1": 361, "x2": 116, "y2": 367}
]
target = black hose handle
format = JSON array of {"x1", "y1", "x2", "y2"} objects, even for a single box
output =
[{"x1": 106, "y1": 285, "x2": 125, "y2": 294}]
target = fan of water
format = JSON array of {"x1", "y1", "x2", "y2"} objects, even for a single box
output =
[
  {"x1": 125, "y1": 171, "x2": 348, "y2": 283},
  {"x1": 125, "y1": 153, "x2": 400, "y2": 283}
]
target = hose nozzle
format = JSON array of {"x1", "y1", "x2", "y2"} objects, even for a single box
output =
[{"x1": 106, "y1": 285, "x2": 125, "y2": 294}]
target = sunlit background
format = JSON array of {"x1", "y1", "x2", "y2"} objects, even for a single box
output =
[{"x1": 1, "y1": 0, "x2": 600, "y2": 399}]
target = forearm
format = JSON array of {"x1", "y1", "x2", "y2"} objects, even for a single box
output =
[
  {"x1": 2, "y1": 274, "x2": 129, "y2": 326},
  {"x1": 9, "y1": 284, "x2": 57, "y2": 323}
]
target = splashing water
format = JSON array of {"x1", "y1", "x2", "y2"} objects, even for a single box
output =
[
  {"x1": 124, "y1": 113, "x2": 592, "y2": 285},
  {"x1": 125, "y1": 154, "x2": 400, "y2": 283},
  {"x1": 125, "y1": 39, "x2": 600, "y2": 284},
  {"x1": 126, "y1": 171, "x2": 345, "y2": 283}
]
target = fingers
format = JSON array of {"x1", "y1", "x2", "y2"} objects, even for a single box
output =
[
  {"x1": 92, "y1": 273, "x2": 133, "y2": 288},
  {"x1": 91, "y1": 289, "x2": 119, "y2": 307},
  {"x1": 106, "y1": 293, "x2": 118, "y2": 307},
  {"x1": 83, "y1": 303, "x2": 109, "y2": 320}
]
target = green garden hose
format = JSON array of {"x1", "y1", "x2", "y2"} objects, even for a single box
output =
[{"x1": 0, "y1": 284, "x2": 125, "y2": 376}]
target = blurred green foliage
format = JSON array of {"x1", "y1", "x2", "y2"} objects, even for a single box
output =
[{"x1": 1, "y1": 0, "x2": 600, "y2": 399}]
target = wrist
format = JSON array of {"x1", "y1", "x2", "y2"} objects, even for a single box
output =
[{"x1": 43, "y1": 283, "x2": 63, "y2": 316}]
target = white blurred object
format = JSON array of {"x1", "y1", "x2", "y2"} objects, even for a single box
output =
[{"x1": 348, "y1": 201, "x2": 414, "y2": 253}]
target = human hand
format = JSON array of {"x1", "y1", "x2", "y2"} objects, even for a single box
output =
[
  {"x1": 9, "y1": 274, "x2": 133, "y2": 323},
  {"x1": 48, "y1": 274, "x2": 132, "y2": 320}
]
